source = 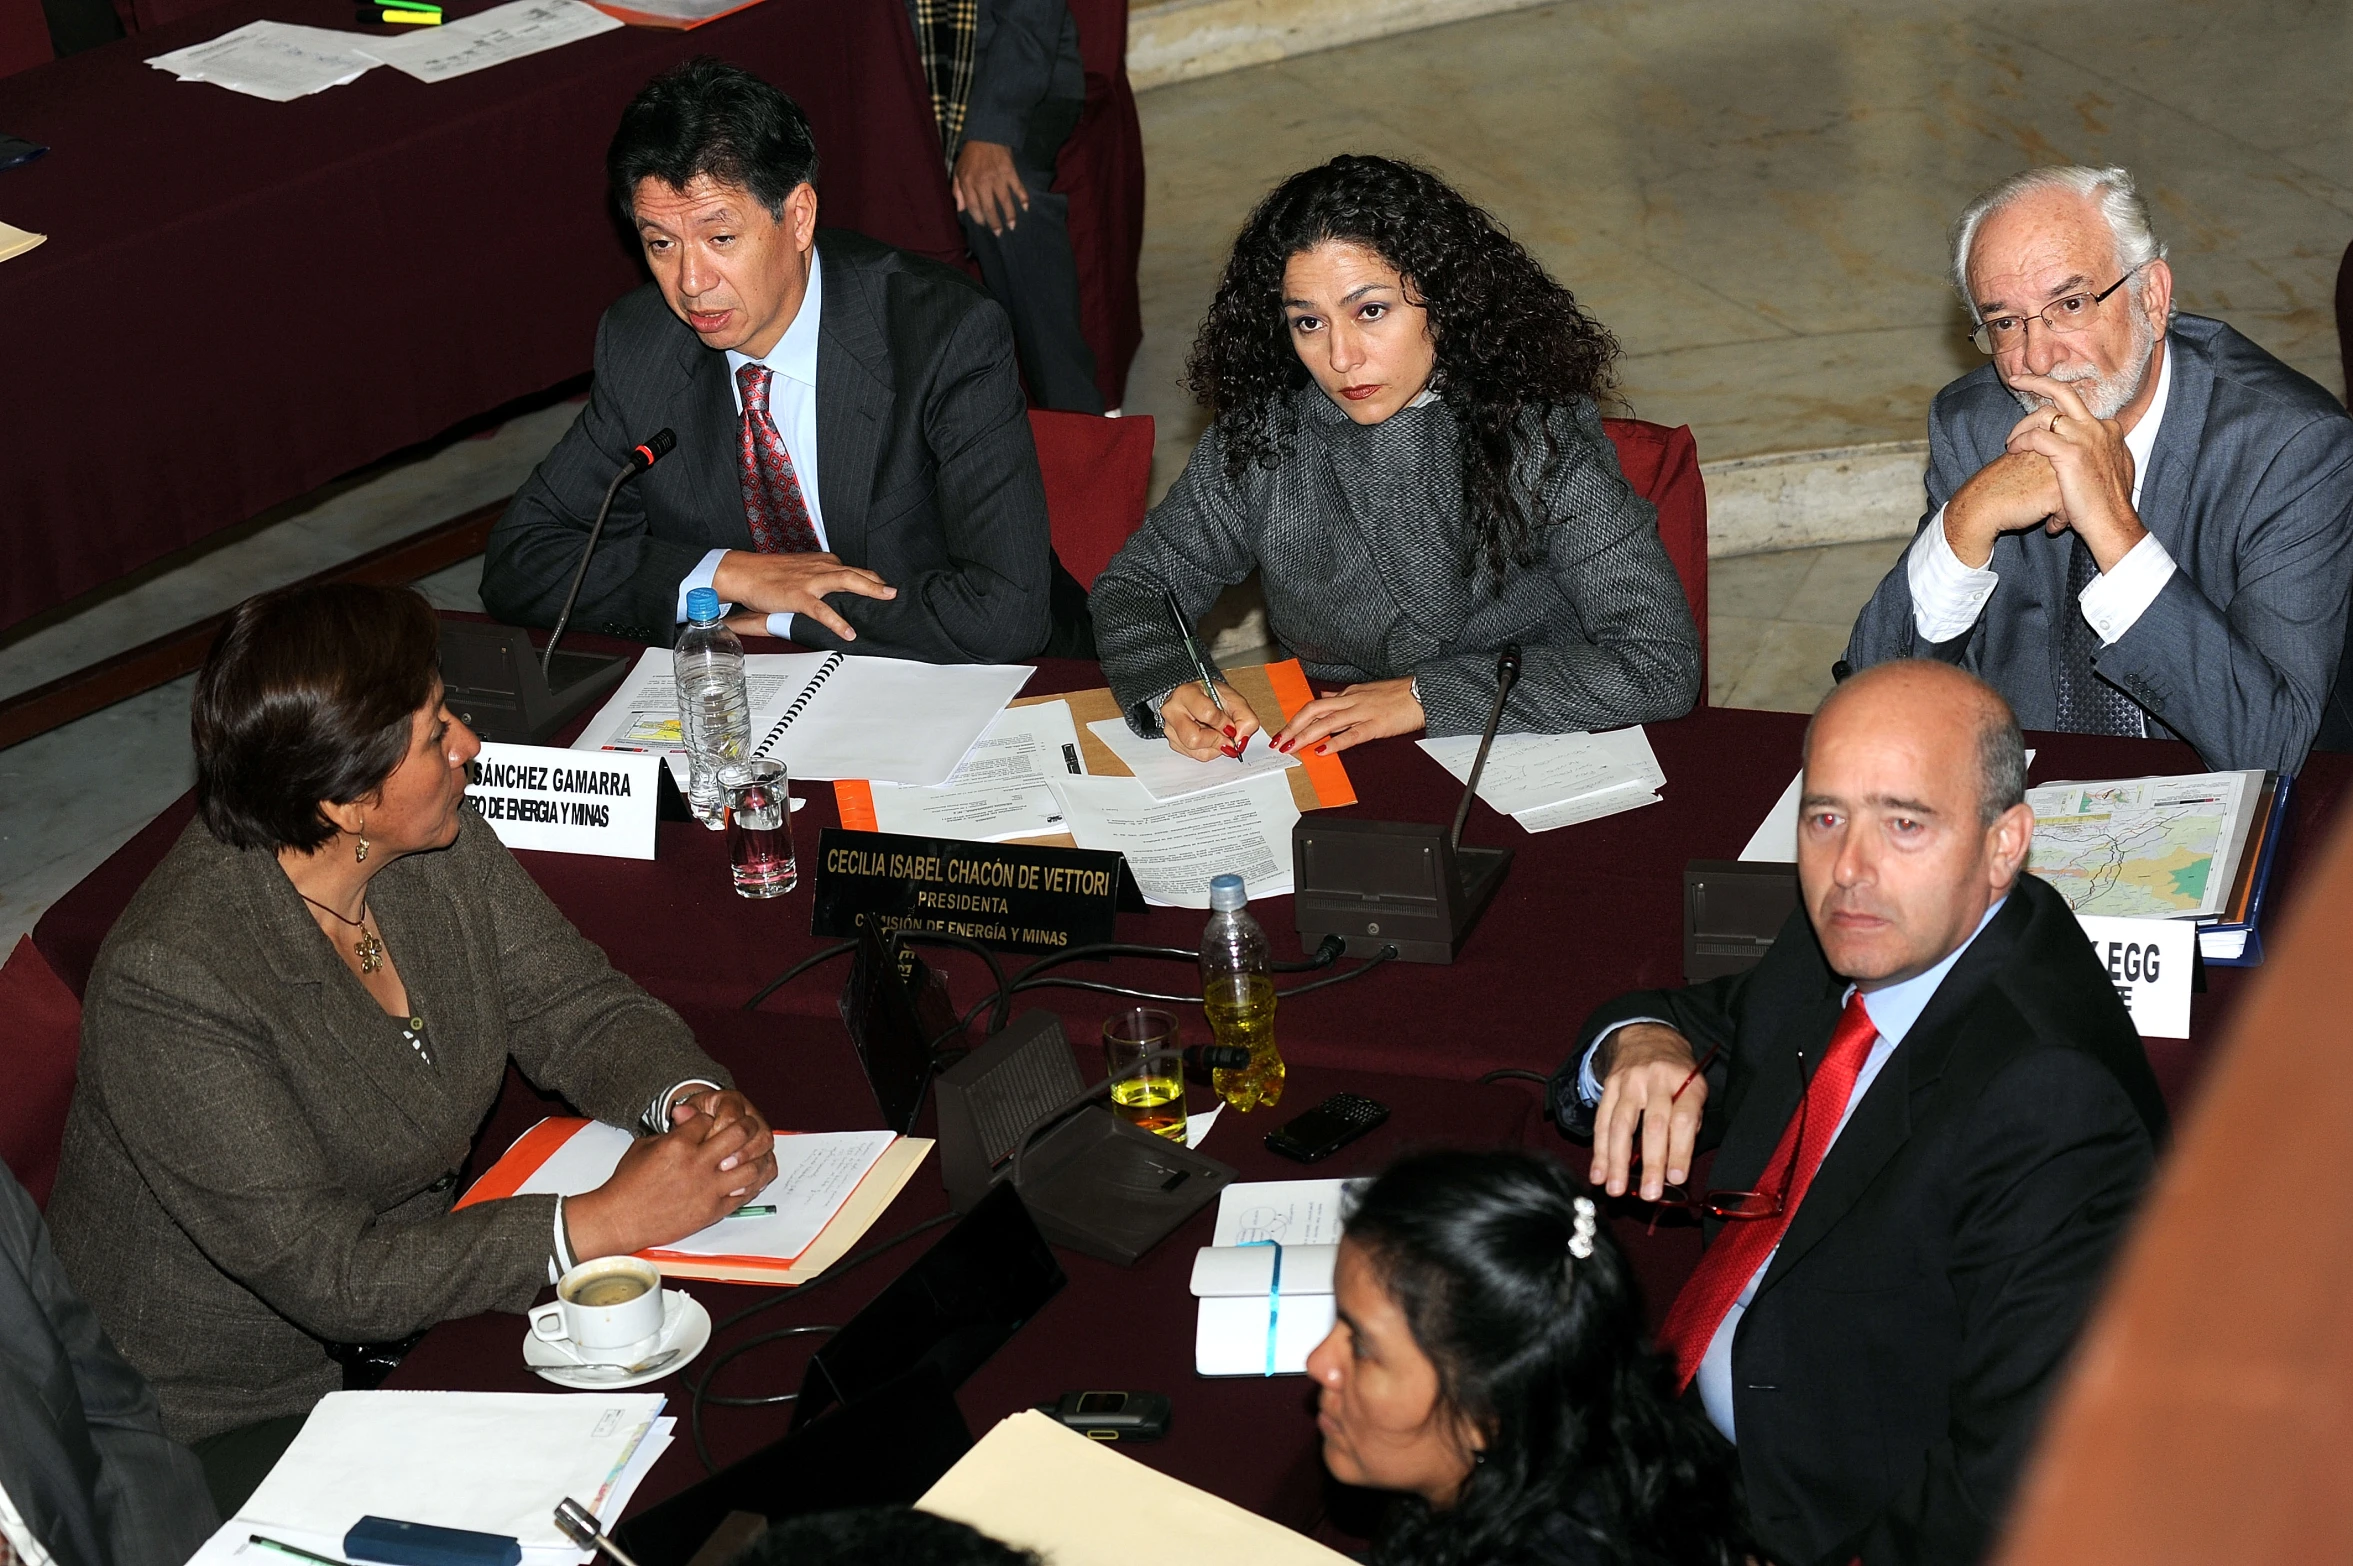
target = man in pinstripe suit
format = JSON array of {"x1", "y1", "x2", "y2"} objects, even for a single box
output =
[{"x1": 484, "y1": 60, "x2": 1085, "y2": 663}]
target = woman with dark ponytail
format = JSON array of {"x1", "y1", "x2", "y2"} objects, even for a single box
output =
[
  {"x1": 1310, "y1": 1150, "x2": 1758, "y2": 1566},
  {"x1": 1089, "y1": 154, "x2": 1699, "y2": 761}
]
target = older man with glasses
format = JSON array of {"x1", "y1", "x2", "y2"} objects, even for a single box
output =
[{"x1": 1845, "y1": 165, "x2": 2353, "y2": 773}]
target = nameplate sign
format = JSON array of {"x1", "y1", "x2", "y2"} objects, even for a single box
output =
[
  {"x1": 812, "y1": 828, "x2": 1136, "y2": 954},
  {"x1": 465, "y1": 741, "x2": 659, "y2": 861},
  {"x1": 2075, "y1": 914, "x2": 2194, "y2": 1039}
]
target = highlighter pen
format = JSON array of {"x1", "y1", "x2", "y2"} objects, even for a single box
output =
[
  {"x1": 250, "y1": 1538, "x2": 345, "y2": 1566},
  {"x1": 726, "y1": 1204, "x2": 777, "y2": 1219},
  {"x1": 1161, "y1": 587, "x2": 1242, "y2": 763},
  {"x1": 357, "y1": 8, "x2": 442, "y2": 19}
]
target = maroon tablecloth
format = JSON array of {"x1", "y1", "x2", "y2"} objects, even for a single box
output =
[
  {"x1": 388, "y1": 1003, "x2": 1540, "y2": 1538},
  {"x1": 0, "y1": 0, "x2": 1083, "y2": 630},
  {"x1": 36, "y1": 656, "x2": 2351, "y2": 1105}
]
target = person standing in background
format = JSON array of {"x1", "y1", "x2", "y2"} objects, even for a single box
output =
[{"x1": 909, "y1": 0, "x2": 1104, "y2": 413}]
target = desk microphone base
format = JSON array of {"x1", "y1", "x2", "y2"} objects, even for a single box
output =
[
  {"x1": 1291, "y1": 818, "x2": 1513, "y2": 964},
  {"x1": 439, "y1": 621, "x2": 630, "y2": 745}
]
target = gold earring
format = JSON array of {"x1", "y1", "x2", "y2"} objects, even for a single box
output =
[{"x1": 354, "y1": 819, "x2": 370, "y2": 864}]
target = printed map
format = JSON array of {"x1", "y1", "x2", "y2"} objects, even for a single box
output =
[{"x1": 2024, "y1": 773, "x2": 2251, "y2": 920}]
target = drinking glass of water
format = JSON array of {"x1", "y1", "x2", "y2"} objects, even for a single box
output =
[
  {"x1": 721, "y1": 758, "x2": 794, "y2": 899},
  {"x1": 1101, "y1": 1007, "x2": 1186, "y2": 1142}
]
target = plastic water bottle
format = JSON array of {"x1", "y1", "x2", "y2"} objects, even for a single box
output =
[
  {"x1": 1201, "y1": 873, "x2": 1283, "y2": 1111},
  {"x1": 674, "y1": 587, "x2": 749, "y2": 830}
]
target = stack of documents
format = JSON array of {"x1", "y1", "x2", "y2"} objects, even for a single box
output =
[
  {"x1": 1418, "y1": 726, "x2": 1665, "y2": 832},
  {"x1": 850, "y1": 700, "x2": 1087, "y2": 844},
  {"x1": 459, "y1": 1118, "x2": 932, "y2": 1286},
  {"x1": 1189, "y1": 1179, "x2": 1359, "y2": 1376},
  {"x1": 147, "y1": 21, "x2": 383, "y2": 99},
  {"x1": 578, "y1": 648, "x2": 1031, "y2": 788},
  {"x1": 361, "y1": 0, "x2": 620, "y2": 82},
  {"x1": 187, "y1": 1390, "x2": 671, "y2": 1566}
]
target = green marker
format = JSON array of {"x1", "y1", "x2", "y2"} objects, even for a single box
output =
[
  {"x1": 249, "y1": 1538, "x2": 344, "y2": 1566},
  {"x1": 726, "y1": 1204, "x2": 777, "y2": 1219}
]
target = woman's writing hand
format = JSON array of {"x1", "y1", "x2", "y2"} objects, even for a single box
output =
[
  {"x1": 1274, "y1": 677, "x2": 1425, "y2": 756},
  {"x1": 1160, "y1": 682, "x2": 1264, "y2": 761}
]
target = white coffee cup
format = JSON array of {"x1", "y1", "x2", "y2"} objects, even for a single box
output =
[{"x1": 531, "y1": 1256, "x2": 665, "y2": 1364}]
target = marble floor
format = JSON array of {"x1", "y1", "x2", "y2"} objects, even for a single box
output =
[
  {"x1": 5, "y1": 0, "x2": 2349, "y2": 954},
  {"x1": 1125, "y1": 0, "x2": 2353, "y2": 495}
]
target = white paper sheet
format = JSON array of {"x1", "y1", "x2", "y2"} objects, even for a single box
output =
[
  {"x1": 870, "y1": 701, "x2": 1084, "y2": 842},
  {"x1": 1049, "y1": 773, "x2": 1298, "y2": 908},
  {"x1": 1513, "y1": 782, "x2": 1661, "y2": 834},
  {"x1": 357, "y1": 0, "x2": 619, "y2": 82},
  {"x1": 506, "y1": 1121, "x2": 896, "y2": 1262},
  {"x1": 1084, "y1": 717, "x2": 1298, "y2": 801},
  {"x1": 575, "y1": 648, "x2": 1031, "y2": 787},
  {"x1": 236, "y1": 1391, "x2": 664, "y2": 1553},
  {"x1": 1193, "y1": 1293, "x2": 1335, "y2": 1377},
  {"x1": 1417, "y1": 726, "x2": 1664, "y2": 820},
  {"x1": 1189, "y1": 1243, "x2": 1339, "y2": 1297},
  {"x1": 147, "y1": 21, "x2": 381, "y2": 100},
  {"x1": 189, "y1": 1416, "x2": 672, "y2": 1566},
  {"x1": 1210, "y1": 1179, "x2": 1362, "y2": 1247}
]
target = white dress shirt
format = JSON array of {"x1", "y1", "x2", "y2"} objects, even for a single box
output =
[
  {"x1": 1908, "y1": 340, "x2": 2177, "y2": 675},
  {"x1": 677, "y1": 251, "x2": 830, "y2": 640},
  {"x1": 0, "y1": 1475, "x2": 56, "y2": 1566},
  {"x1": 1573, "y1": 899, "x2": 2007, "y2": 1441}
]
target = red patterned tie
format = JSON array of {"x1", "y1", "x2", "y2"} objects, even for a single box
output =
[
  {"x1": 1656, "y1": 991, "x2": 1880, "y2": 1391},
  {"x1": 736, "y1": 363, "x2": 822, "y2": 555}
]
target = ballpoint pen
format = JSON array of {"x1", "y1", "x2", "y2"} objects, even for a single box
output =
[
  {"x1": 1161, "y1": 587, "x2": 1244, "y2": 762},
  {"x1": 249, "y1": 1538, "x2": 343, "y2": 1566}
]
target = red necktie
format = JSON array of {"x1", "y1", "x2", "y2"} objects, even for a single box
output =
[
  {"x1": 736, "y1": 363, "x2": 822, "y2": 555},
  {"x1": 1656, "y1": 991, "x2": 1879, "y2": 1391}
]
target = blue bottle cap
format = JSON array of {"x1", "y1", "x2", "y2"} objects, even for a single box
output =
[
  {"x1": 685, "y1": 587, "x2": 721, "y2": 623},
  {"x1": 1208, "y1": 873, "x2": 1246, "y2": 911}
]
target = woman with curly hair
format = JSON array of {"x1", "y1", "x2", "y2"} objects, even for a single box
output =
[
  {"x1": 1090, "y1": 155, "x2": 1700, "y2": 758},
  {"x1": 1313, "y1": 1150, "x2": 1759, "y2": 1566}
]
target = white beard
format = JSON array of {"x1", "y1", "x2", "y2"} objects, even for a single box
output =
[{"x1": 2010, "y1": 308, "x2": 2158, "y2": 420}]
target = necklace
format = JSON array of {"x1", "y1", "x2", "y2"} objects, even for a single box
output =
[{"x1": 299, "y1": 892, "x2": 385, "y2": 974}]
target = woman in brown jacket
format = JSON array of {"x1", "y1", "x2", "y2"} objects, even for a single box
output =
[{"x1": 47, "y1": 584, "x2": 779, "y2": 1513}]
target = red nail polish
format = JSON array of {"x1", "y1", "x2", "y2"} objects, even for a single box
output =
[
  {"x1": 1278, "y1": 739, "x2": 1294, "y2": 753},
  {"x1": 1314, "y1": 743, "x2": 1328, "y2": 754},
  {"x1": 1222, "y1": 725, "x2": 1236, "y2": 738}
]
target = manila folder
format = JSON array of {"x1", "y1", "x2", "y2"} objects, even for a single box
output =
[{"x1": 917, "y1": 1410, "x2": 1349, "y2": 1566}]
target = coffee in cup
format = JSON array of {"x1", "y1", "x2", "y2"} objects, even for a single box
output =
[{"x1": 531, "y1": 1256, "x2": 665, "y2": 1364}]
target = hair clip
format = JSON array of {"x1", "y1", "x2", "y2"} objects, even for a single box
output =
[{"x1": 1566, "y1": 1195, "x2": 1598, "y2": 1260}]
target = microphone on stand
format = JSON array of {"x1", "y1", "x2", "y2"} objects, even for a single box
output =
[
  {"x1": 1290, "y1": 642, "x2": 1520, "y2": 964},
  {"x1": 1449, "y1": 643, "x2": 1522, "y2": 850},
  {"x1": 540, "y1": 428, "x2": 676, "y2": 680}
]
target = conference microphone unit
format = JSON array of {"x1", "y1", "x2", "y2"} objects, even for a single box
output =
[
  {"x1": 541, "y1": 428, "x2": 676, "y2": 680},
  {"x1": 441, "y1": 429, "x2": 672, "y2": 746},
  {"x1": 1288, "y1": 643, "x2": 1520, "y2": 965}
]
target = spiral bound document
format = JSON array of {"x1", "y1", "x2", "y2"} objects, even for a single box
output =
[{"x1": 577, "y1": 648, "x2": 1033, "y2": 786}]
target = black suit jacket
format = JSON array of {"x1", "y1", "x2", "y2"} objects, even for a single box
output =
[
  {"x1": 0, "y1": 1165, "x2": 216, "y2": 1566},
  {"x1": 483, "y1": 229, "x2": 1056, "y2": 662},
  {"x1": 1553, "y1": 876, "x2": 2165, "y2": 1566}
]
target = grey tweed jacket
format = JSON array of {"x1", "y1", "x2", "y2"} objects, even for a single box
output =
[
  {"x1": 1090, "y1": 387, "x2": 1701, "y2": 736},
  {"x1": 47, "y1": 812, "x2": 727, "y2": 1442}
]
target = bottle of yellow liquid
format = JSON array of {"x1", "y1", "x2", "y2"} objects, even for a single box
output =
[{"x1": 1201, "y1": 874, "x2": 1283, "y2": 1111}]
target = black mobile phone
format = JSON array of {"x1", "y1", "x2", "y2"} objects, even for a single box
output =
[
  {"x1": 1035, "y1": 1389, "x2": 1172, "y2": 1442},
  {"x1": 1264, "y1": 1092, "x2": 1389, "y2": 1163}
]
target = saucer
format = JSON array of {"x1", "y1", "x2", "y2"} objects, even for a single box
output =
[{"x1": 525, "y1": 1288, "x2": 710, "y2": 1390}]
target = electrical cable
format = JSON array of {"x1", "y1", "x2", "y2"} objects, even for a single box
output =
[
  {"x1": 1479, "y1": 1067, "x2": 1553, "y2": 1086},
  {"x1": 685, "y1": 1208, "x2": 959, "y2": 1472},
  {"x1": 741, "y1": 940, "x2": 856, "y2": 1012}
]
